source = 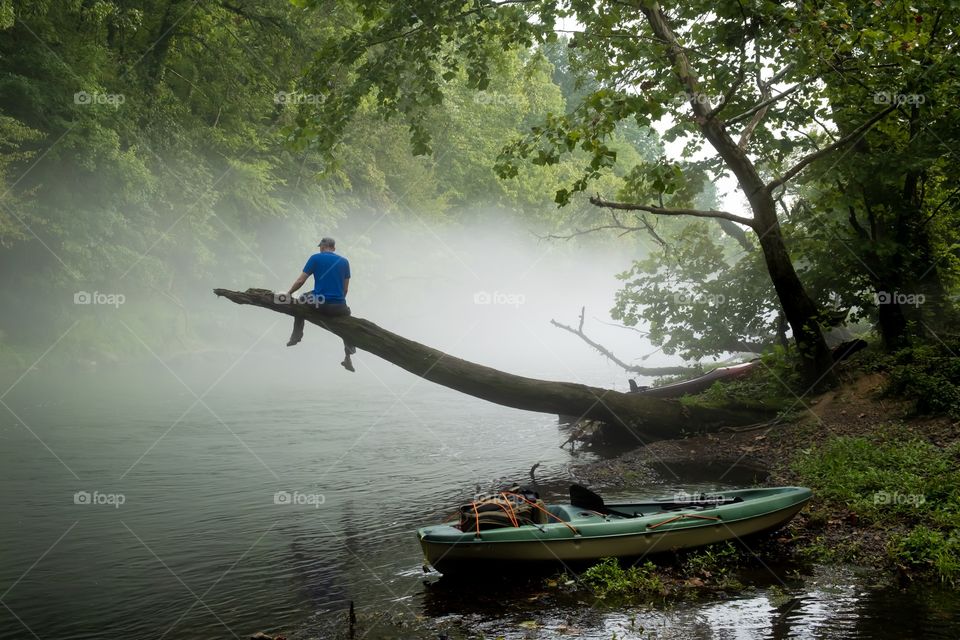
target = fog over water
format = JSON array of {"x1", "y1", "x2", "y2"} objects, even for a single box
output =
[
  {"x1": 157, "y1": 211, "x2": 683, "y2": 390},
  {"x1": 3, "y1": 215, "x2": 960, "y2": 640},
  {"x1": 0, "y1": 213, "x2": 675, "y2": 639}
]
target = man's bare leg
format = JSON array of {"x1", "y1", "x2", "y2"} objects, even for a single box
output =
[
  {"x1": 341, "y1": 351, "x2": 355, "y2": 372},
  {"x1": 287, "y1": 317, "x2": 305, "y2": 347}
]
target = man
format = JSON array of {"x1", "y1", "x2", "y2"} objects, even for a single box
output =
[{"x1": 285, "y1": 237, "x2": 357, "y2": 372}]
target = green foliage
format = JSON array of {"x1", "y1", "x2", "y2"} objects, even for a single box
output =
[
  {"x1": 580, "y1": 557, "x2": 664, "y2": 598},
  {"x1": 679, "y1": 347, "x2": 803, "y2": 413},
  {"x1": 793, "y1": 433, "x2": 959, "y2": 521},
  {"x1": 290, "y1": 0, "x2": 960, "y2": 364},
  {"x1": 2, "y1": 1, "x2": 653, "y2": 356},
  {"x1": 794, "y1": 533, "x2": 863, "y2": 565},
  {"x1": 794, "y1": 431, "x2": 960, "y2": 582},
  {"x1": 682, "y1": 541, "x2": 740, "y2": 578},
  {"x1": 613, "y1": 220, "x2": 778, "y2": 359},
  {"x1": 870, "y1": 340, "x2": 960, "y2": 419},
  {"x1": 3, "y1": 0, "x2": 960, "y2": 367},
  {"x1": 890, "y1": 525, "x2": 960, "y2": 586}
]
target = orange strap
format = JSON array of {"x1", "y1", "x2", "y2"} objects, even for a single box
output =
[
  {"x1": 502, "y1": 492, "x2": 580, "y2": 536},
  {"x1": 647, "y1": 513, "x2": 720, "y2": 530},
  {"x1": 494, "y1": 496, "x2": 520, "y2": 527}
]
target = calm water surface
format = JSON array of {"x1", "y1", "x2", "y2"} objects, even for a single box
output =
[{"x1": 1, "y1": 356, "x2": 957, "y2": 639}]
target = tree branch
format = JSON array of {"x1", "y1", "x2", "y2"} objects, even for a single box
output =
[
  {"x1": 551, "y1": 308, "x2": 698, "y2": 376},
  {"x1": 725, "y1": 83, "x2": 802, "y2": 126},
  {"x1": 737, "y1": 58, "x2": 773, "y2": 150},
  {"x1": 766, "y1": 102, "x2": 899, "y2": 192},
  {"x1": 214, "y1": 288, "x2": 774, "y2": 438},
  {"x1": 589, "y1": 195, "x2": 756, "y2": 228},
  {"x1": 542, "y1": 210, "x2": 668, "y2": 247}
]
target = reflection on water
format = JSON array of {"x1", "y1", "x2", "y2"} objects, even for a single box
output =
[
  {"x1": 412, "y1": 566, "x2": 959, "y2": 640},
  {"x1": 1, "y1": 362, "x2": 958, "y2": 640}
]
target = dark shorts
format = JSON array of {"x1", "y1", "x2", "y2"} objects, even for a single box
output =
[{"x1": 298, "y1": 292, "x2": 350, "y2": 317}]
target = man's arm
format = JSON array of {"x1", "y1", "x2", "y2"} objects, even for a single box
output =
[
  {"x1": 287, "y1": 272, "x2": 309, "y2": 295},
  {"x1": 343, "y1": 277, "x2": 349, "y2": 296}
]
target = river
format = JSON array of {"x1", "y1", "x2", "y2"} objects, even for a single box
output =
[{"x1": 1, "y1": 355, "x2": 957, "y2": 639}]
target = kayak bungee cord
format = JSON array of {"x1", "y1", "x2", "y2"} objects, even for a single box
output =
[{"x1": 647, "y1": 513, "x2": 721, "y2": 529}]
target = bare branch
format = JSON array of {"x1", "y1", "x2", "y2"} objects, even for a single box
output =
[
  {"x1": 589, "y1": 195, "x2": 756, "y2": 228},
  {"x1": 725, "y1": 83, "x2": 802, "y2": 126},
  {"x1": 735, "y1": 49, "x2": 775, "y2": 151},
  {"x1": 551, "y1": 310, "x2": 697, "y2": 376},
  {"x1": 766, "y1": 103, "x2": 899, "y2": 192},
  {"x1": 542, "y1": 210, "x2": 667, "y2": 247}
]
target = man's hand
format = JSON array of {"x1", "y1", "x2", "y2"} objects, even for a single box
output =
[{"x1": 287, "y1": 271, "x2": 309, "y2": 296}]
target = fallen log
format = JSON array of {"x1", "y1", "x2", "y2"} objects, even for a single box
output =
[
  {"x1": 631, "y1": 361, "x2": 758, "y2": 398},
  {"x1": 214, "y1": 288, "x2": 773, "y2": 441}
]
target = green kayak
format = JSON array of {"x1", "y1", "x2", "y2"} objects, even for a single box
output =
[{"x1": 418, "y1": 485, "x2": 811, "y2": 572}]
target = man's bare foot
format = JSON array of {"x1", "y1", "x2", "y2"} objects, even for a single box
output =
[
  {"x1": 341, "y1": 357, "x2": 355, "y2": 372},
  {"x1": 286, "y1": 335, "x2": 302, "y2": 347}
]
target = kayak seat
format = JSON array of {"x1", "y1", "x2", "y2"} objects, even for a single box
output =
[{"x1": 548, "y1": 505, "x2": 584, "y2": 522}]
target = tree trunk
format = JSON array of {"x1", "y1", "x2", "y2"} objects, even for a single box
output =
[
  {"x1": 214, "y1": 288, "x2": 773, "y2": 441},
  {"x1": 640, "y1": 2, "x2": 838, "y2": 390},
  {"x1": 752, "y1": 198, "x2": 837, "y2": 388}
]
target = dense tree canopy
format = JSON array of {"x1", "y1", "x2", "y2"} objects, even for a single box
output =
[
  {"x1": 0, "y1": 0, "x2": 648, "y2": 358},
  {"x1": 1, "y1": 1, "x2": 957, "y2": 379},
  {"x1": 288, "y1": 0, "x2": 959, "y2": 382}
]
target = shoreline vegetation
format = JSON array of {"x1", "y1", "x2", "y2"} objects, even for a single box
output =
[
  {"x1": 267, "y1": 340, "x2": 959, "y2": 640},
  {"x1": 573, "y1": 338, "x2": 960, "y2": 591}
]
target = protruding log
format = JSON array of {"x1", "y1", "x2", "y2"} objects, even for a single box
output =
[{"x1": 214, "y1": 288, "x2": 773, "y2": 441}]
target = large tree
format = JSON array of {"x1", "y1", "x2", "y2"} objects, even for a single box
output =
[{"x1": 290, "y1": 0, "x2": 942, "y2": 388}]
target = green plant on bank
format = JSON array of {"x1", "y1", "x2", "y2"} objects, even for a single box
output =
[
  {"x1": 793, "y1": 430, "x2": 960, "y2": 584},
  {"x1": 866, "y1": 340, "x2": 960, "y2": 420},
  {"x1": 680, "y1": 541, "x2": 745, "y2": 590},
  {"x1": 580, "y1": 558, "x2": 665, "y2": 598},
  {"x1": 682, "y1": 541, "x2": 740, "y2": 576},
  {"x1": 890, "y1": 526, "x2": 960, "y2": 585},
  {"x1": 677, "y1": 345, "x2": 804, "y2": 413},
  {"x1": 793, "y1": 533, "x2": 862, "y2": 564}
]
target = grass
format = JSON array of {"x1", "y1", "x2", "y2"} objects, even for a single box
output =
[
  {"x1": 866, "y1": 339, "x2": 960, "y2": 419},
  {"x1": 564, "y1": 544, "x2": 749, "y2": 602},
  {"x1": 793, "y1": 429, "x2": 960, "y2": 584},
  {"x1": 579, "y1": 558, "x2": 665, "y2": 598}
]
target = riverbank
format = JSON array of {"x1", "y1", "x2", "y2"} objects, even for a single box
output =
[
  {"x1": 574, "y1": 368, "x2": 960, "y2": 585},
  {"x1": 248, "y1": 362, "x2": 960, "y2": 639}
]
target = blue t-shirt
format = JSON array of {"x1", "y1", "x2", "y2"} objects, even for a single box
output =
[{"x1": 303, "y1": 252, "x2": 350, "y2": 304}]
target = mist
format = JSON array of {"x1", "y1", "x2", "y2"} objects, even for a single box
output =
[{"x1": 2, "y1": 207, "x2": 683, "y2": 397}]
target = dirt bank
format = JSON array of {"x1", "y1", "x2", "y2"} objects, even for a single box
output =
[{"x1": 573, "y1": 371, "x2": 958, "y2": 573}]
